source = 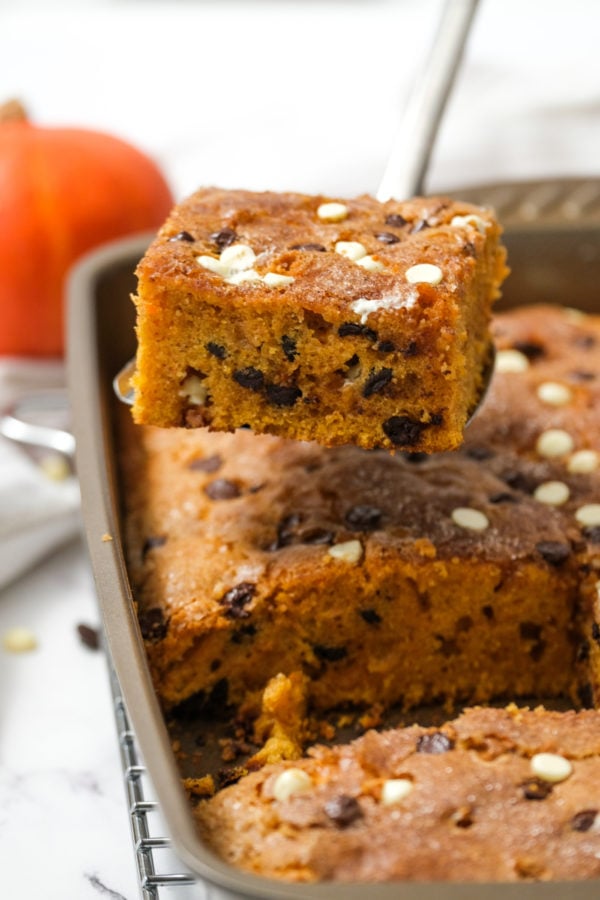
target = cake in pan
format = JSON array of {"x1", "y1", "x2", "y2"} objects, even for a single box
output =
[{"x1": 131, "y1": 188, "x2": 507, "y2": 453}]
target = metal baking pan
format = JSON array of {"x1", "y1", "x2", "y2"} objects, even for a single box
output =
[{"x1": 67, "y1": 178, "x2": 600, "y2": 899}]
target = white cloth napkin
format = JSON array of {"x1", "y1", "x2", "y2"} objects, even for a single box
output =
[{"x1": 0, "y1": 359, "x2": 81, "y2": 590}]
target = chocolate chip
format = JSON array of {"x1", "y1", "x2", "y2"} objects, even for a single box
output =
[
  {"x1": 313, "y1": 644, "x2": 348, "y2": 662},
  {"x1": 570, "y1": 370, "x2": 595, "y2": 381},
  {"x1": 536, "y1": 541, "x2": 571, "y2": 565},
  {"x1": 142, "y1": 535, "x2": 167, "y2": 557},
  {"x1": 578, "y1": 683, "x2": 595, "y2": 709},
  {"x1": 219, "y1": 582, "x2": 256, "y2": 619},
  {"x1": 385, "y1": 213, "x2": 407, "y2": 228},
  {"x1": 417, "y1": 731, "x2": 454, "y2": 754},
  {"x1": 139, "y1": 607, "x2": 169, "y2": 642},
  {"x1": 501, "y1": 469, "x2": 536, "y2": 493},
  {"x1": 169, "y1": 230, "x2": 194, "y2": 242},
  {"x1": 465, "y1": 445, "x2": 495, "y2": 461},
  {"x1": 233, "y1": 367, "x2": 264, "y2": 391},
  {"x1": 583, "y1": 526, "x2": 600, "y2": 544},
  {"x1": 77, "y1": 624, "x2": 100, "y2": 650},
  {"x1": 204, "y1": 478, "x2": 240, "y2": 500},
  {"x1": 230, "y1": 624, "x2": 257, "y2": 644},
  {"x1": 416, "y1": 731, "x2": 454, "y2": 754},
  {"x1": 281, "y1": 335, "x2": 298, "y2": 361},
  {"x1": 489, "y1": 492, "x2": 517, "y2": 503},
  {"x1": 574, "y1": 334, "x2": 596, "y2": 349},
  {"x1": 344, "y1": 353, "x2": 360, "y2": 368},
  {"x1": 383, "y1": 415, "x2": 425, "y2": 446},
  {"x1": 363, "y1": 367, "x2": 393, "y2": 398},
  {"x1": 519, "y1": 622, "x2": 543, "y2": 641},
  {"x1": 210, "y1": 228, "x2": 238, "y2": 250},
  {"x1": 512, "y1": 340, "x2": 545, "y2": 360},
  {"x1": 592, "y1": 622, "x2": 600, "y2": 646},
  {"x1": 374, "y1": 231, "x2": 400, "y2": 244},
  {"x1": 481, "y1": 604, "x2": 494, "y2": 619},
  {"x1": 430, "y1": 413, "x2": 443, "y2": 426},
  {"x1": 377, "y1": 340, "x2": 396, "y2": 353},
  {"x1": 345, "y1": 505, "x2": 382, "y2": 531},
  {"x1": 290, "y1": 242, "x2": 326, "y2": 252},
  {"x1": 206, "y1": 341, "x2": 227, "y2": 359},
  {"x1": 411, "y1": 218, "x2": 430, "y2": 233},
  {"x1": 210, "y1": 658, "x2": 222, "y2": 672},
  {"x1": 402, "y1": 451, "x2": 427, "y2": 463},
  {"x1": 577, "y1": 640, "x2": 590, "y2": 662},
  {"x1": 401, "y1": 340, "x2": 419, "y2": 357},
  {"x1": 300, "y1": 527, "x2": 335, "y2": 545},
  {"x1": 360, "y1": 608, "x2": 382, "y2": 625},
  {"x1": 338, "y1": 322, "x2": 378, "y2": 341},
  {"x1": 266, "y1": 384, "x2": 302, "y2": 407},
  {"x1": 188, "y1": 453, "x2": 223, "y2": 473},
  {"x1": 275, "y1": 512, "x2": 303, "y2": 548},
  {"x1": 521, "y1": 778, "x2": 553, "y2": 800},
  {"x1": 571, "y1": 809, "x2": 598, "y2": 832},
  {"x1": 463, "y1": 241, "x2": 477, "y2": 256},
  {"x1": 324, "y1": 795, "x2": 363, "y2": 827}
]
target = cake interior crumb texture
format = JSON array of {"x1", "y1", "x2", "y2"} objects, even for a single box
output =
[
  {"x1": 132, "y1": 188, "x2": 508, "y2": 452},
  {"x1": 120, "y1": 303, "x2": 600, "y2": 884}
]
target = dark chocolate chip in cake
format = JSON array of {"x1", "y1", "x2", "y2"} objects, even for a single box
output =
[
  {"x1": 139, "y1": 607, "x2": 169, "y2": 642},
  {"x1": 383, "y1": 416, "x2": 425, "y2": 446},
  {"x1": 345, "y1": 505, "x2": 382, "y2": 531},
  {"x1": 521, "y1": 778, "x2": 553, "y2": 800},
  {"x1": 577, "y1": 640, "x2": 590, "y2": 662},
  {"x1": 344, "y1": 353, "x2": 360, "y2": 368},
  {"x1": 300, "y1": 527, "x2": 335, "y2": 545},
  {"x1": 536, "y1": 541, "x2": 571, "y2": 565},
  {"x1": 374, "y1": 231, "x2": 400, "y2": 244},
  {"x1": 570, "y1": 370, "x2": 595, "y2": 382},
  {"x1": 501, "y1": 469, "x2": 537, "y2": 493},
  {"x1": 411, "y1": 218, "x2": 430, "y2": 233},
  {"x1": 188, "y1": 453, "x2": 223, "y2": 473},
  {"x1": 416, "y1": 731, "x2": 454, "y2": 754},
  {"x1": 385, "y1": 213, "x2": 408, "y2": 228},
  {"x1": 206, "y1": 341, "x2": 227, "y2": 359},
  {"x1": 401, "y1": 340, "x2": 419, "y2": 357},
  {"x1": 204, "y1": 478, "x2": 241, "y2": 500},
  {"x1": 360, "y1": 608, "x2": 382, "y2": 626},
  {"x1": 77, "y1": 623, "x2": 100, "y2": 650},
  {"x1": 430, "y1": 413, "x2": 443, "y2": 426},
  {"x1": 574, "y1": 333, "x2": 596, "y2": 350},
  {"x1": 571, "y1": 809, "x2": 598, "y2": 832},
  {"x1": 519, "y1": 622, "x2": 543, "y2": 641},
  {"x1": 281, "y1": 335, "x2": 298, "y2": 361},
  {"x1": 142, "y1": 535, "x2": 167, "y2": 557},
  {"x1": 233, "y1": 367, "x2": 264, "y2": 391},
  {"x1": 583, "y1": 526, "x2": 600, "y2": 544},
  {"x1": 481, "y1": 604, "x2": 494, "y2": 620},
  {"x1": 402, "y1": 451, "x2": 427, "y2": 464},
  {"x1": 219, "y1": 582, "x2": 256, "y2": 619},
  {"x1": 338, "y1": 322, "x2": 378, "y2": 341},
  {"x1": 169, "y1": 230, "x2": 195, "y2": 242},
  {"x1": 489, "y1": 492, "x2": 518, "y2": 504},
  {"x1": 313, "y1": 644, "x2": 348, "y2": 662},
  {"x1": 512, "y1": 340, "x2": 545, "y2": 360},
  {"x1": 578, "y1": 683, "x2": 595, "y2": 708},
  {"x1": 210, "y1": 228, "x2": 238, "y2": 250},
  {"x1": 363, "y1": 367, "x2": 393, "y2": 398},
  {"x1": 324, "y1": 795, "x2": 363, "y2": 827},
  {"x1": 230, "y1": 624, "x2": 257, "y2": 644},
  {"x1": 377, "y1": 340, "x2": 396, "y2": 353},
  {"x1": 266, "y1": 384, "x2": 302, "y2": 407},
  {"x1": 290, "y1": 242, "x2": 326, "y2": 252}
]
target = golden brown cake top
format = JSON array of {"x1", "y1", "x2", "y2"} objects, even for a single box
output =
[{"x1": 137, "y1": 187, "x2": 503, "y2": 325}]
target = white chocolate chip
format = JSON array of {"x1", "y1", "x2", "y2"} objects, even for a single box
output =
[
  {"x1": 450, "y1": 213, "x2": 488, "y2": 234},
  {"x1": 530, "y1": 752, "x2": 572, "y2": 783},
  {"x1": 355, "y1": 255, "x2": 384, "y2": 272},
  {"x1": 381, "y1": 778, "x2": 414, "y2": 805},
  {"x1": 317, "y1": 201, "x2": 348, "y2": 222},
  {"x1": 178, "y1": 375, "x2": 208, "y2": 406},
  {"x1": 219, "y1": 243, "x2": 256, "y2": 272},
  {"x1": 263, "y1": 272, "x2": 295, "y2": 287},
  {"x1": 537, "y1": 382, "x2": 572, "y2": 407},
  {"x1": 451, "y1": 507, "x2": 489, "y2": 531},
  {"x1": 196, "y1": 255, "x2": 230, "y2": 276},
  {"x1": 272, "y1": 768, "x2": 313, "y2": 802},
  {"x1": 495, "y1": 349, "x2": 530, "y2": 374},
  {"x1": 536, "y1": 429, "x2": 575, "y2": 458},
  {"x1": 335, "y1": 241, "x2": 367, "y2": 261},
  {"x1": 405, "y1": 263, "x2": 443, "y2": 285},
  {"x1": 328, "y1": 539, "x2": 363, "y2": 563},
  {"x1": 575, "y1": 504, "x2": 600, "y2": 527},
  {"x1": 564, "y1": 307, "x2": 587, "y2": 323},
  {"x1": 533, "y1": 480, "x2": 570, "y2": 506},
  {"x1": 225, "y1": 269, "x2": 262, "y2": 285},
  {"x1": 3, "y1": 627, "x2": 37, "y2": 653},
  {"x1": 568, "y1": 450, "x2": 599, "y2": 474}
]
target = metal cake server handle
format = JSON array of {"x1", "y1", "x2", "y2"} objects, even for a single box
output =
[
  {"x1": 113, "y1": 0, "x2": 482, "y2": 410},
  {"x1": 0, "y1": 389, "x2": 76, "y2": 458}
]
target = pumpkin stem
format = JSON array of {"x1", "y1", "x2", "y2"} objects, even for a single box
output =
[{"x1": 0, "y1": 99, "x2": 28, "y2": 123}]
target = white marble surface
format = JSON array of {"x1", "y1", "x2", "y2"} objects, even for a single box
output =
[{"x1": 1, "y1": 1, "x2": 599, "y2": 898}]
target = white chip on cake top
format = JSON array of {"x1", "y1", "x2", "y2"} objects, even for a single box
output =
[
  {"x1": 317, "y1": 202, "x2": 348, "y2": 222},
  {"x1": 335, "y1": 241, "x2": 367, "y2": 261},
  {"x1": 530, "y1": 752, "x2": 573, "y2": 783},
  {"x1": 495, "y1": 349, "x2": 530, "y2": 373},
  {"x1": 381, "y1": 778, "x2": 414, "y2": 805},
  {"x1": 263, "y1": 272, "x2": 295, "y2": 287},
  {"x1": 405, "y1": 263, "x2": 443, "y2": 285},
  {"x1": 568, "y1": 450, "x2": 599, "y2": 474},
  {"x1": 537, "y1": 382, "x2": 573, "y2": 406},
  {"x1": 272, "y1": 768, "x2": 313, "y2": 802},
  {"x1": 536, "y1": 429, "x2": 575, "y2": 458},
  {"x1": 451, "y1": 507, "x2": 489, "y2": 531},
  {"x1": 575, "y1": 504, "x2": 600, "y2": 527},
  {"x1": 356, "y1": 255, "x2": 384, "y2": 272},
  {"x1": 533, "y1": 481, "x2": 570, "y2": 506},
  {"x1": 328, "y1": 540, "x2": 363, "y2": 563},
  {"x1": 220, "y1": 243, "x2": 256, "y2": 272},
  {"x1": 450, "y1": 213, "x2": 488, "y2": 234}
]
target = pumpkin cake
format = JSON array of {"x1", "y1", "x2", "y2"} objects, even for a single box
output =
[
  {"x1": 131, "y1": 187, "x2": 507, "y2": 453},
  {"x1": 120, "y1": 305, "x2": 600, "y2": 722},
  {"x1": 195, "y1": 705, "x2": 600, "y2": 883}
]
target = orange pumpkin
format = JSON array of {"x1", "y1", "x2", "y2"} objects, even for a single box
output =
[{"x1": 0, "y1": 100, "x2": 174, "y2": 356}]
